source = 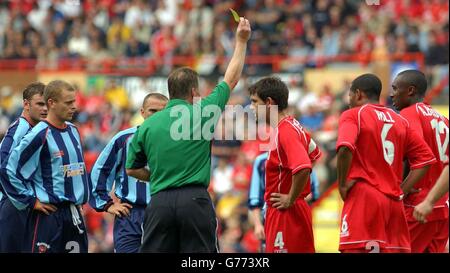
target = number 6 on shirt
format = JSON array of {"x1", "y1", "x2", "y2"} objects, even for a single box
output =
[{"x1": 381, "y1": 124, "x2": 395, "y2": 165}]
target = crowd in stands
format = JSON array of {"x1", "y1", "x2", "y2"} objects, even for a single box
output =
[
  {"x1": 0, "y1": 0, "x2": 449, "y2": 252},
  {"x1": 0, "y1": 0, "x2": 448, "y2": 72}
]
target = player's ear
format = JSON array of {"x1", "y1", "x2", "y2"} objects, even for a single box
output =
[
  {"x1": 23, "y1": 99, "x2": 30, "y2": 109},
  {"x1": 191, "y1": 87, "x2": 200, "y2": 98},
  {"x1": 355, "y1": 89, "x2": 363, "y2": 100},
  {"x1": 47, "y1": 98, "x2": 53, "y2": 108},
  {"x1": 407, "y1": 85, "x2": 415, "y2": 96},
  {"x1": 266, "y1": 97, "x2": 275, "y2": 106}
]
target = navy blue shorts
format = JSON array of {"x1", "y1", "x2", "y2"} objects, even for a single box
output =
[
  {"x1": 113, "y1": 205, "x2": 145, "y2": 253},
  {"x1": 0, "y1": 196, "x2": 29, "y2": 252},
  {"x1": 24, "y1": 203, "x2": 88, "y2": 253}
]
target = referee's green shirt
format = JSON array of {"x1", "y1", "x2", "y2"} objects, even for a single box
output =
[{"x1": 126, "y1": 81, "x2": 231, "y2": 195}]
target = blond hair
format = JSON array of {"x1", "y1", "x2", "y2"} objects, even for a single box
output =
[{"x1": 44, "y1": 80, "x2": 75, "y2": 104}]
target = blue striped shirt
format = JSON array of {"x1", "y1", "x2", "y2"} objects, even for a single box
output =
[
  {"x1": 90, "y1": 127, "x2": 150, "y2": 211},
  {"x1": 0, "y1": 117, "x2": 33, "y2": 201},
  {"x1": 0, "y1": 121, "x2": 89, "y2": 210},
  {"x1": 248, "y1": 152, "x2": 268, "y2": 210}
]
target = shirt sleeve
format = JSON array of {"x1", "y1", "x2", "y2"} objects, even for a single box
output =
[
  {"x1": 0, "y1": 119, "x2": 30, "y2": 165},
  {"x1": 89, "y1": 136, "x2": 123, "y2": 211},
  {"x1": 279, "y1": 124, "x2": 312, "y2": 175},
  {"x1": 198, "y1": 81, "x2": 231, "y2": 111},
  {"x1": 404, "y1": 124, "x2": 437, "y2": 169},
  {"x1": 248, "y1": 154, "x2": 266, "y2": 209},
  {"x1": 125, "y1": 129, "x2": 147, "y2": 170},
  {"x1": 0, "y1": 127, "x2": 47, "y2": 210},
  {"x1": 308, "y1": 137, "x2": 322, "y2": 163},
  {"x1": 336, "y1": 109, "x2": 358, "y2": 153}
]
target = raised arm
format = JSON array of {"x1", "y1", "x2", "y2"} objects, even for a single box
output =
[{"x1": 223, "y1": 17, "x2": 251, "y2": 90}]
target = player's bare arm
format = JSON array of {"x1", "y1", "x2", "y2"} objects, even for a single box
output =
[
  {"x1": 337, "y1": 146, "x2": 356, "y2": 201},
  {"x1": 413, "y1": 165, "x2": 449, "y2": 223},
  {"x1": 400, "y1": 165, "x2": 431, "y2": 197},
  {"x1": 270, "y1": 168, "x2": 310, "y2": 210},
  {"x1": 126, "y1": 168, "x2": 150, "y2": 182},
  {"x1": 223, "y1": 17, "x2": 251, "y2": 90},
  {"x1": 249, "y1": 207, "x2": 265, "y2": 240}
]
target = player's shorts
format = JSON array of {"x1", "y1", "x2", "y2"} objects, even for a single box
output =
[
  {"x1": 265, "y1": 198, "x2": 314, "y2": 253},
  {"x1": 404, "y1": 206, "x2": 449, "y2": 253},
  {"x1": 140, "y1": 185, "x2": 218, "y2": 253},
  {"x1": 24, "y1": 202, "x2": 88, "y2": 253},
  {"x1": 0, "y1": 196, "x2": 30, "y2": 252},
  {"x1": 113, "y1": 203, "x2": 146, "y2": 253},
  {"x1": 339, "y1": 182, "x2": 410, "y2": 253}
]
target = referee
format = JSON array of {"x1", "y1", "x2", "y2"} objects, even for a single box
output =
[{"x1": 126, "y1": 17, "x2": 251, "y2": 253}]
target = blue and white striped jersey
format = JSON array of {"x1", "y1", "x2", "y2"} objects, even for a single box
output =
[
  {"x1": 248, "y1": 152, "x2": 268, "y2": 210},
  {"x1": 0, "y1": 121, "x2": 89, "y2": 210},
  {"x1": 90, "y1": 127, "x2": 150, "y2": 211},
  {"x1": 0, "y1": 117, "x2": 34, "y2": 200}
]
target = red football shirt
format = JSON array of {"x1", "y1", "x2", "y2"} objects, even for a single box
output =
[
  {"x1": 400, "y1": 102, "x2": 449, "y2": 207},
  {"x1": 264, "y1": 117, "x2": 321, "y2": 205},
  {"x1": 336, "y1": 104, "x2": 436, "y2": 200}
]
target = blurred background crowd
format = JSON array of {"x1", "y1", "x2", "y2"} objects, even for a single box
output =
[{"x1": 0, "y1": 0, "x2": 449, "y2": 252}]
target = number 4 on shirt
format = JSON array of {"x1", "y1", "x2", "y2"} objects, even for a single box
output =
[{"x1": 274, "y1": 231, "x2": 285, "y2": 249}]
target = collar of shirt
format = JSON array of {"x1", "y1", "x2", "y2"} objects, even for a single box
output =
[
  {"x1": 44, "y1": 120, "x2": 68, "y2": 131},
  {"x1": 166, "y1": 99, "x2": 190, "y2": 108}
]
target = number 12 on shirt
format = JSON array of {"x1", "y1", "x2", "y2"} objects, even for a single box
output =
[{"x1": 430, "y1": 119, "x2": 449, "y2": 163}]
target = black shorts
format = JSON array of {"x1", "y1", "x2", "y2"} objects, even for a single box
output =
[{"x1": 140, "y1": 185, "x2": 219, "y2": 253}]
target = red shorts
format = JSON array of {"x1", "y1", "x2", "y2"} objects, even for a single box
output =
[
  {"x1": 405, "y1": 206, "x2": 449, "y2": 253},
  {"x1": 265, "y1": 198, "x2": 314, "y2": 253},
  {"x1": 339, "y1": 182, "x2": 411, "y2": 253}
]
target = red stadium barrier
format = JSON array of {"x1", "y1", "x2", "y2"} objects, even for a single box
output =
[
  {"x1": 0, "y1": 53, "x2": 425, "y2": 74},
  {"x1": 424, "y1": 75, "x2": 449, "y2": 105}
]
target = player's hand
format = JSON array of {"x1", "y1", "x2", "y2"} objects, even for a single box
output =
[
  {"x1": 304, "y1": 193, "x2": 313, "y2": 202},
  {"x1": 106, "y1": 202, "x2": 133, "y2": 217},
  {"x1": 339, "y1": 180, "x2": 356, "y2": 201},
  {"x1": 270, "y1": 193, "x2": 293, "y2": 210},
  {"x1": 402, "y1": 187, "x2": 420, "y2": 199},
  {"x1": 33, "y1": 199, "x2": 57, "y2": 215},
  {"x1": 236, "y1": 17, "x2": 251, "y2": 43},
  {"x1": 413, "y1": 200, "x2": 433, "y2": 223},
  {"x1": 254, "y1": 222, "x2": 265, "y2": 241}
]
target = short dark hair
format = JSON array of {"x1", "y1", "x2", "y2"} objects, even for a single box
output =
[
  {"x1": 248, "y1": 76, "x2": 289, "y2": 111},
  {"x1": 23, "y1": 82, "x2": 45, "y2": 101},
  {"x1": 142, "y1": 92, "x2": 169, "y2": 107},
  {"x1": 167, "y1": 67, "x2": 199, "y2": 99},
  {"x1": 44, "y1": 80, "x2": 75, "y2": 103},
  {"x1": 397, "y1": 70, "x2": 428, "y2": 98},
  {"x1": 350, "y1": 73, "x2": 382, "y2": 101}
]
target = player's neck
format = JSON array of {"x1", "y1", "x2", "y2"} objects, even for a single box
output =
[
  {"x1": 367, "y1": 99, "x2": 380, "y2": 105},
  {"x1": 21, "y1": 111, "x2": 38, "y2": 127},
  {"x1": 46, "y1": 112, "x2": 66, "y2": 129},
  {"x1": 277, "y1": 111, "x2": 290, "y2": 124},
  {"x1": 404, "y1": 98, "x2": 422, "y2": 109}
]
